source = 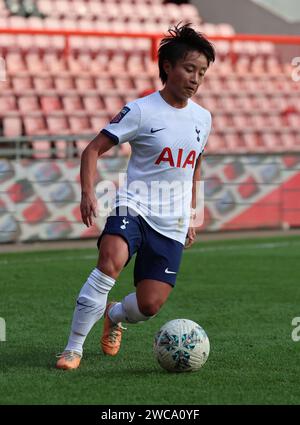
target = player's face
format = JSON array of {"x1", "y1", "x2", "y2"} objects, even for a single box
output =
[{"x1": 164, "y1": 51, "x2": 208, "y2": 102}]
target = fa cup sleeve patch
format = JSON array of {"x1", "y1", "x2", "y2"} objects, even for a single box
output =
[{"x1": 110, "y1": 106, "x2": 131, "y2": 124}]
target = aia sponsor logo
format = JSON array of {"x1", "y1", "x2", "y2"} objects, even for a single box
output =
[{"x1": 155, "y1": 148, "x2": 197, "y2": 169}]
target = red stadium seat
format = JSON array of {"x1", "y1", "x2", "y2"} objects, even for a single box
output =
[
  {"x1": 205, "y1": 133, "x2": 226, "y2": 153},
  {"x1": 12, "y1": 75, "x2": 33, "y2": 92},
  {"x1": 82, "y1": 95, "x2": 105, "y2": 112},
  {"x1": 0, "y1": 95, "x2": 17, "y2": 112},
  {"x1": 23, "y1": 113, "x2": 50, "y2": 157},
  {"x1": 33, "y1": 75, "x2": 55, "y2": 90},
  {"x1": 89, "y1": 113, "x2": 110, "y2": 133},
  {"x1": 46, "y1": 113, "x2": 71, "y2": 158},
  {"x1": 69, "y1": 112, "x2": 91, "y2": 154},
  {"x1": 18, "y1": 96, "x2": 40, "y2": 112},
  {"x1": 3, "y1": 116, "x2": 22, "y2": 137},
  {"x1": 102, "y1": 95, "x2": 125, "y2": 114},
  {"x1": 232, "y1": 114, "x2": 250, "y2": 129},
  {"x1": 115, "y1": 77, "x2": 134, "y2": 91},
  {"x1": 223, "y1": 132, "x2": 245, "y2": 152},
  {"x1": 6, "y1": 53, "x2": 27, "y2": 72},
  {"x1": 62, "y1": 94, "x2": 83, "y2": 112},
  {"x1": 133, "y1": 76, "x2": 154, "y2": 93},
  {"x1": 261, "y1": 132, "x2": 283, "y2": 152},
  {"x1": 54, "y1": 76, "x2": 75, "y2": 91},
  {"x1": 95, "y1": 76, "x2": 116, "y2": 92},
  {"x1": 25, "y1": 53, "x2": 46, "y2": 73},
  {"x1": 40, "y1": 95, "x2": 62, "y2": 113},
  {"x1": 75, "y1": 76, "x2": 96, "y2": 91},
  {"x1": 281, "y1": 133, "x2": 297, "y2": 150},
  {"x1": 46, "y1": 113, "x2": 70, "y2": 134},
  {"x1": 212, "y1": 114, "x2": 232, "y2": 130},
  {"x1": 69, "y1": 113, "x2": 90, "y2": 133},
  {"x1": 242, "y1": 132, "x2": 264, "y2": 153},
  {"x1": 24, "y1": 113, "x2": 47, "y2": 135}
]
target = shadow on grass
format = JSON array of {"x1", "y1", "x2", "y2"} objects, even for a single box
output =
[{"x1": 1, "y1": 347, "x2": 161, "y2": 377}]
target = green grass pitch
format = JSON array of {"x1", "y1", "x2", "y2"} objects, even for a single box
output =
[{"x1": 0, "y1": 235, "x2": 299, "y2": 405}]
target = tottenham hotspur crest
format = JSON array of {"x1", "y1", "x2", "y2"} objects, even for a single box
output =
[
  {"x1": 195, "y1": 126, "x2": 201, "y2": 142},
  {"x1": 120, "y1": 218, "x2": 129, "y2": 230}
]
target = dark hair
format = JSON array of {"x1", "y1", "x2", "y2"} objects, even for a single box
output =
[{"x1": 158, "y1": 23, "x2": 216, "y2": 84}]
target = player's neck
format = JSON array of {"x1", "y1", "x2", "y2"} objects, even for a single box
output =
[{"x1": 159, "y1": 88, "x2": 188, "y2": 109}]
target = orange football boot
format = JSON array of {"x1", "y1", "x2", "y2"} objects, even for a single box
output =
[
  {"x1": 101, "y1": 302, "x2": 125, "y2": 356},
  {"x1": 56, "y1": 350, "x2": 82, "y2": 370}
]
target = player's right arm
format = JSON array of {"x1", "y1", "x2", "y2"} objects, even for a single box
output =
[
  {"x1": 80, "y1": 102, "x2": 140, "y2": 227},
  {"x1": 80, "y1": 132, "x2": 116, "y2": 227}
]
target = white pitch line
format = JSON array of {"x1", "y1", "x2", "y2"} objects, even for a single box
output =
[{"x1": 1, "y1": 240, "x2": 300, "y2": 266}]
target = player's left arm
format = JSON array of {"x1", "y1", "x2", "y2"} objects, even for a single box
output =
[{"x1": 185, "y1": 155, "x2": 202, "y2": 249}]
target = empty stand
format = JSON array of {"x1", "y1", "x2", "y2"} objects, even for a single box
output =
[{"x1": 0, "y1": 0, "x2": 299, "y2": 158}]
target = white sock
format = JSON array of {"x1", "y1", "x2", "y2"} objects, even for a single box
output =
[
  {"x1": 109, "y1": 292, "x2": 152, "y2": 324},
  {"x1": 65, "y1": 268, "x2": 115, "y2": 355}
]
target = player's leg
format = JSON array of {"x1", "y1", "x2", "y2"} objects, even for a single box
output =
[
  {"x1": 107, "y1": 279, "x2": 172, "y2": 324},
  {"x1": 136, "y1": 279, "x2": 173, "y2": 316},
  {"x1": 107, "y1": 220, "x2": 183, "y2": 343},
  {"x1": 56, "y1": 234, "x2": 128, "y2": 370}
]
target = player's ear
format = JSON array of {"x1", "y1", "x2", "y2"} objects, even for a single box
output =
[{"x1": 162, "y1": 60, "x2": 172, "y2": 76}]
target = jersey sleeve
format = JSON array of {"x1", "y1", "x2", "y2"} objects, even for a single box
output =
[
  {"x1": 100, "y1": 102, "x2": 141, "y2": 145},
  {"x1": 200, "y1": 112, "x2": 212, "y2": 154}
]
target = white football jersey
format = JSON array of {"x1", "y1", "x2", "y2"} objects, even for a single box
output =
[{"x1": 101, "y1": 91, "x2": 212, "y2": 244}]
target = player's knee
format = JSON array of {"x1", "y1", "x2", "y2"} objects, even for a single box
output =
[
  {"x1": 138, "y1": 298, "x2": 162, "y2": 317},
  {"x1": 97, "y1": 250, "x2": 123, "y2": 279}
]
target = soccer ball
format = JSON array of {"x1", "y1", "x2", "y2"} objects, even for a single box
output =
[{"x1": 153, "y1": 319, "x2": 210, "y2": 373}]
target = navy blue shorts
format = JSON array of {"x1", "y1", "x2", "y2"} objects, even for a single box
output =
[{"x1": 97, "y1": 208, "x2": 184, "y2": 287}]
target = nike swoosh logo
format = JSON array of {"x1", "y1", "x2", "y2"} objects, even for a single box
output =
[
  {"x1": 165, "y1": 268, "x2": 176, "y2": 274},
  {"x1": 151, "y1": 128, "x2": 165, "y2": 133}
]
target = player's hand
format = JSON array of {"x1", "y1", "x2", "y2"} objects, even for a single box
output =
[
  {"x1": 185, "y1": 226, "x2": 196, "y2": 249},
  {"x1": 80, "y1": 191, "x2": 98, "y2": 227}
]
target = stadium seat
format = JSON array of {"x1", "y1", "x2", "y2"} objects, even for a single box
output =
[
  {"x1": 40, "y1": 95, "x2": 62, "y2": 113},
  {"x1": 281, "y1": 133, "x2": 297, "y2": 150},
  {"x1": 24, "y1": 113, "x2": 47, "y2": 135},
  {"x1": 260, "y1": 132, "x2": 283, "y2": 152},
  {"x1": 95, "y1": 76, "x2": 116, "y2": 92},
  {"x1": 0, "y1": 95, "x2": 17, "y2": 112},
  {"x1": 17, "y1": 95, "x2": 39, "y2": 114},
  {"x1": 115, "y1": 76, "x2": 134, "y2": 91},
  {"x1": 69, "y1": 112, "x2": 90, "y2": 133},
  {"x1": 89, "y1": 113, "x2": 110, "y2": 133},
  {"x1": 242, "y1": 132, "x2": 264, "y2": 153},
  {"x1": 232, "y1": 114, "x2": 250, "y2": 129},
  {"x1": 46, "y1": 113, "x2": 71, "y2": 158},
  {"x1": 33, "y1": 75, "x2": 55, "y2": 90},
  {"x1": 25, "y1": 53, "x2": 47, "y2": 72},
  {"x1": 6, "y1": 53, "x2": 27, "y2": 72},
  {"x1": 54, "y1": 76, "x2": 76, "y2": 91},
  {"x1": 23, "y1": 112, "x2": 51, "y2": 157},
  {"x1": 3, "y1": 116, "x2": 22, "y2": 137},
  {"x1": 82, "y1": 95, "x2": 105, "y2": 112},
  {"x1": 12, "y1": 75, "x2": 33, "y2": 92},
  {"x1": 68, "y1": 112, "x2": 92, "y2": 154},
  {"x1": 46, "y1": 113, "x2": 69, "y2": 134},
  {"x1": 102, "y1": 95, "x2": 125, "y2": 114},
  {"x1": 75, "y1": 76, "x2": 95, "y2": 91},
  {"x1": 62, "y1": 94, "x2": 83, "y2": 112}
]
